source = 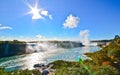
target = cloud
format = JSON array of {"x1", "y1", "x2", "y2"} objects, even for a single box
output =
[
  {"x1": 32, "y1": 14, "x2": 43, "y2": 20},
  {"x1": 63, "y1": 14, "x2": 80, "y2": 28},
  {"x1": 41, "y1": 10, "x2": 48, "y2": 16},
  {"x1": 0, "y1": 24, "x2": 12, "y2": 30},
  {"x1": 0, "y1": 26, "x2": 12, "y2": 30},
  {"x1": 79, "y1": 30, "x2": 90, "y2": 46},
  {"x1": 31, "y1": 9, "x2": 52, "y2": 20},
  {"x1": 36, "y1": 34, "x2": 45, "y2": 39},
  {"x1": 49, "y1": 15, "x2": 52, "y2": 20},
  {"x1": 41, "y1": 10, "x2": 52, "y2": 20},
  {"x1": 80, "y1": 30, "x2": 89, "y2": 37},
  {"x1": 25, "y1": 1, "x2": 52, "y2": 20}
]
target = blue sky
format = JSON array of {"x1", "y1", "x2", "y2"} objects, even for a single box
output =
[{"x1": 0, "y1": 0, "x2": 120, "y2": 41}]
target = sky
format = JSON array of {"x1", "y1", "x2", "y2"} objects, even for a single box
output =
[{"x1": 0, "y1": 0, "x2": 120, "y2": 41}]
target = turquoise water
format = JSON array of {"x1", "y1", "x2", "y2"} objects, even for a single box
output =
[{"x1": 0, "y1": 46, "x2": 100, "y2": 71}]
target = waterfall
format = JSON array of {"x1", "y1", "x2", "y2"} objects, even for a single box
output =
[
  {"x1": 26, "y1": 42, "x2": 58, "y2": 53},
  {"x1": 5, "y1": 41, "x2": 9, "y2": 55},
  {"x1": 25, "y1": 41, "x2": 84, "y2": 53}
]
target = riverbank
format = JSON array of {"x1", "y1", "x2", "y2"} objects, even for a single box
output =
[{"x1": 0, "y1": 60, "x2": 119, "y2": 75}]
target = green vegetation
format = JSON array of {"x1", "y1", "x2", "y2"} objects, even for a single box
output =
[
  {"x1": 0, "y1": 40, "x2": 26, "y2": 44},
  {"x1": 85, "y1": 35, "x2": 120, "y2": 64},
  {"x1": 84, "y1": 35, "x2": 120, "y2": 74},
  {"x1": 50, "y1": 60, "x2": 118, "y2": 75},
  {"x1": 0, "y1": 35, "x2": 120, "y2": 75},
  {"x1": 0, "y1": 68, "x2": 41, "y2": 75}
]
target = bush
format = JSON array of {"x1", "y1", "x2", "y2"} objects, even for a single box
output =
[
  {"x1": 54, "y1": 66, "x2": 89, "y2": 75},
  {"x1": 0, "y1": 68, "x2": 41, "y2": 75},
  {"x1": 95, "y1": 65, "x2": 119, "y2": 75}
]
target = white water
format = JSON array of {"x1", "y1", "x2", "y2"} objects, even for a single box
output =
[
  {"x1": 26, "y1": 42, "x2": 60, "y2": 53},
  {"x1": 0, "y1": 42, "x2": 100, "y2": 71}
]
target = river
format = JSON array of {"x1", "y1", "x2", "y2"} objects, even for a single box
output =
[{"x1": 0, "y1": 46, "x2": 100, "y2": 71}]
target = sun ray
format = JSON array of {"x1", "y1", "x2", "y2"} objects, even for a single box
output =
[
  {"x1": 35, "y1": 0, "x2": 38, "y2": 9},
  {"x1": 25, "y1": 0, "x2": 42, "y2": 19}
]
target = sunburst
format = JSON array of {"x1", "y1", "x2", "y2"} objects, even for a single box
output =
[{"x1": 26, "y1": 1, "x2": 42, "y2": 19}]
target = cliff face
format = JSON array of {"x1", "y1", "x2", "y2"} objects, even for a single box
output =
[
  {"x1": 8, "y1": 44, "x2": 26, "y2": 55},
  {"x1": 0, "y1": 41, "x2": 26, "y2": 58},
  {"x1": 28, "y1": 41, "x2": 84, "y2": 49},
  {"x1": 51, "y1": 41, "x2": 84, "y2": 48}
]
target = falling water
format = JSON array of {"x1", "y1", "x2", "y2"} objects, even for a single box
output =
[
  {"x1": 5, "y1": 41, "x2": 9, "y2": 55},
  {"x1": 26, "y1": 42, "x2": 59, "y2": 53}
]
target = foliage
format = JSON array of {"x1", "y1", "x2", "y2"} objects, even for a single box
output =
[
  {"x1": 85, "y1": 35, "x2": 120, "y2": 65},
  {"x1": 95, "y1": 65, "x2": 119, "y2": 75},
  {"x1": 84, "y1": 35, "x2": 120, "y2": 75},
  {"x1": 0, "y1": 68, "x2": 41, "y2": 75},
  {"x1": 54, "y1": 66, "x2": 89, "y2": 75},
  {"x1": 51, "y1": 60, "x2": 119, "y2": 75},
  {"x1": 50, "y1": 60, "x2": 81, "y2": 69}
]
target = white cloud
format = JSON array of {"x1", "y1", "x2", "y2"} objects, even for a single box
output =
[
  {"x1": 79, "y1": 30, "x2": 90, "y2": 46},
  {"x1": 25, "y1": 1, "x2": 52, "y2": 20},
  {"x1": 41, "y1": 10, "x2": 52, "y2": 20},
  {"x1": 0, "y1": 26, "x2": 12, "y2": 30},
  {"x1": 36, "y1": 34, "x2": 45, "y2": 39},
  {"x1": 41, "y1": 10, "x2": 48, "y2": 16},
  {"x1": 80, "y1": 30, "x2": 89, "y2": 37},
  {"x1": 63, "y1": 14, "x2": 80, "y2": 28},
  {"x1": 32, "y1": 14, "x2": 43, "y2": 20},
  {"x1": 0, "y1": 24, "x2": 12, "y2": 30},
  {"x1": 17, "y1": 36, "x2": 34, "y2": 42},
  {"x1": 31, "y1": 10, "x2": 52, "y2": 20},
  {"x1": 49, "y1": 15, "x2": 52, "y2": 20}
]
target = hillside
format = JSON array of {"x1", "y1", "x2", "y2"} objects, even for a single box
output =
[{"x1": 85, "y1": 35, "x2": 120, "y2": 74}]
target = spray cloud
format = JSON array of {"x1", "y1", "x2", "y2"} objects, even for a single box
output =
[{"x1": 80, "y1": 30, "x2": 90, "y2": 46}]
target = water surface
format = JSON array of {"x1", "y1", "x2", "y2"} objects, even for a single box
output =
[{"x1": 0, "y1": 46, "x2": 100, "y2": 71}]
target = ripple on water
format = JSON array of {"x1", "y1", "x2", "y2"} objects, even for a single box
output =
[{"x1": 0, "y1": 46, "x2": 100, "y2": 71}]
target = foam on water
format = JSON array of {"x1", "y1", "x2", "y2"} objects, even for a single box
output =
[{"x1": 0, "y1": 43, "x2": 100, "y2": 71}]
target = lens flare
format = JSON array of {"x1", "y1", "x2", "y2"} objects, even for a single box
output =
[{"x1": 25, "y1": 0, "x2": 42, "y2": 19}]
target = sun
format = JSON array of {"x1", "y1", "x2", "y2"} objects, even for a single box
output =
[
  {"x1": 29, "y1": 7, "x2": 42, "y2": 19},
  {"x1": 26, "y1": 1, "x2": 42, "y2": 19}
]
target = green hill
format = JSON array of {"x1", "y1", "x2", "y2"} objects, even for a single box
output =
[
  {"x1": 85, "y1": 35, "x2": 120, "y2": 65},
  {"x1": 84, "y1": 35, "x2": 120, "y2": 74}
]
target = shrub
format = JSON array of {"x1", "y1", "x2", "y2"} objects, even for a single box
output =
[{"x1": 95, "y1": 65, "x2": 119, "y2": 75}]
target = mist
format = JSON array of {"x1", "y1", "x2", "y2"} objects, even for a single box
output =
[
  {"x1": 26, "y1": 42, "x2": 58, "y2": 53},
  {"x1": 80, "y1": 30, "x2": 90, "y2": 46}
]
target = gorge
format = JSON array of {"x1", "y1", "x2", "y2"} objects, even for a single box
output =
[{"x1": 0, "y1": 40, "x2": 84, "y2": 58}]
